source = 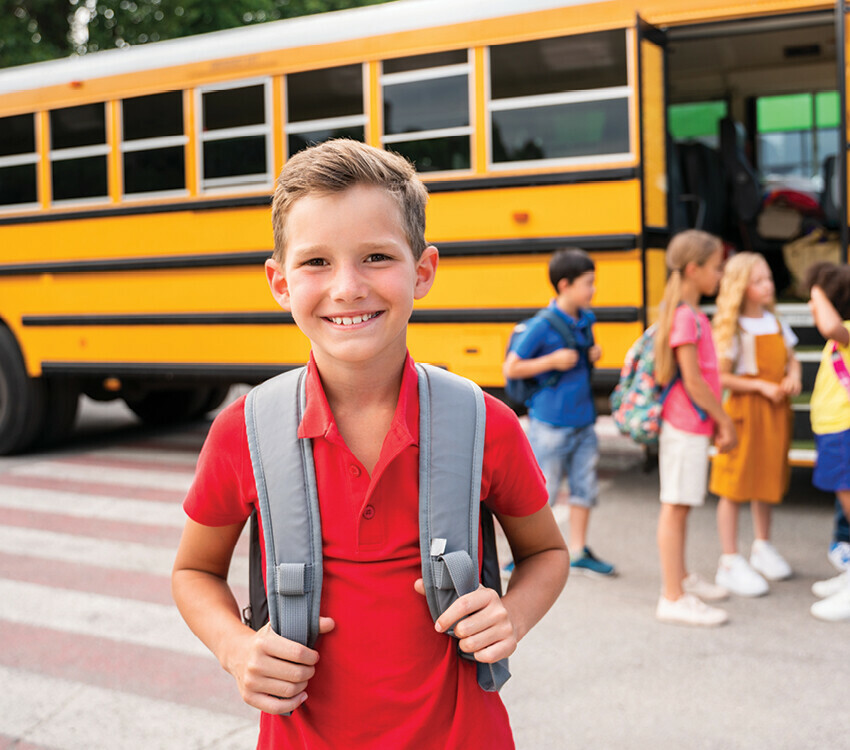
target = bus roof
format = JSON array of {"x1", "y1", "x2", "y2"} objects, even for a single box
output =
[{"x1": 0, "y1": 0, "x2": 588, "y2": 95}]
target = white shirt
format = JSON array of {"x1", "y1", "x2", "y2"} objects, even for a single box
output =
[{"x1": 724, "y1": 311, "x2": 798, "y2": 375}]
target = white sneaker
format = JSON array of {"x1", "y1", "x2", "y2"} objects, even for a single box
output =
[
  {"x1": 682, "y1": 573, "x2": 729, "y2": 602},
  {"x1": 811, "y1": 586, "x2": 850, "y2": 622},
  {"x1": 812, "y1": 572, "x2": 849, "y2": 599},
  {"x1": 656, "y1": 593, "x2": 729, "y2": 627},
  {"x1": 716, "y1": 554, "x2": 769, "y2": 597},
  {"x1": 750, "y1": 540, "x2": 792, "y2": 581}
]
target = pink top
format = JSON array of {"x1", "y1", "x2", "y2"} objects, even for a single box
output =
[{"x1": 661, "y1": 305, "x2": 720, "y2": 436}]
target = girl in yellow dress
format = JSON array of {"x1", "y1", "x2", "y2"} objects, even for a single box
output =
[{"x1": 710, "y1": 253, "x2": 802, "y2": 597}]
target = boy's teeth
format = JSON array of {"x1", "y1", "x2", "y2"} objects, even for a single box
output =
[{"x1": 331, "y1": 313, "x2": 375, "y2": 325}]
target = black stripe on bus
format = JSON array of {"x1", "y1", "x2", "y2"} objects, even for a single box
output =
[
  {"x1": 0, "y1": 167, "x2": 638, "y2": 228},
  {"x1": 22, "y1": 306, "x2": 641, "y2": 327},
  {"x1": 39, "y1": 360, "x2": 623, "y2": 389},
  {"x1": 0, "y1": 235, "x2": 637, "y2": 276}
]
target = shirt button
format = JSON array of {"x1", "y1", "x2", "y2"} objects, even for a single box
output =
[
  {"x1": 363, "y1": 505, "x2": 376, "y2": 520},
  {"x1": 349, "y1": 464, "x2": 361, "y2": 477}
]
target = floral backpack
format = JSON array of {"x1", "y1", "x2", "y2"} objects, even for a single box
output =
[{"x1": 610, "y1": 313, "x2": 705, "y2": 445}]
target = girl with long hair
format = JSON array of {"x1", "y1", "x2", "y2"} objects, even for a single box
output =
[
  {"x1": 709, "y1": 253, "x2": 801, "y2": 597},
  {"x1": 654, "y1": 230, "x2": 736, "y2": 627}
]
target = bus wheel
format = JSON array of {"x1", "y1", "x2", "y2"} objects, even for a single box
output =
[
  {"x1": 34, "y1": 378, "x2": 80, "y2": 448},
  {"x1": 0, "y1": 327, "x2": 47, "y2": 455},
  {"x1": 198, "y1": 385, "x2": 231, "y2": 415},
  {"x1": 124, "y1": 387, "x2": 211, "y2": 425}
]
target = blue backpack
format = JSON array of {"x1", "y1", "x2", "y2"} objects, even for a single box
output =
[{"x1": 504, "y1": 308, "x2": 590, "y2": 407}]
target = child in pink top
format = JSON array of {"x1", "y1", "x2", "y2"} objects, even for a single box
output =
[{"x1": 653, "y1": 230, "x2": 737, "y2": 627}]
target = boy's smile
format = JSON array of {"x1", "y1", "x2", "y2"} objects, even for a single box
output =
[{"x1": 265, "y1": 184, "x2": 438, "y2": 373}]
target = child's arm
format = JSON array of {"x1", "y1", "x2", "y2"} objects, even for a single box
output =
[
  {"x1": 418, "y1": 506, "x2": 568, "y2": 664},
  {"x1": 503, "y1": 348, "x2": 578, "y2": 380},
  {"x1": 809, "y1": 285, "x2": 850, "y2": 346},
  {"x1": 781, "y1": 352, "x2": 802, "y2": 396},
  {"x1": 718, "y1": 359, "x2": 788, "y2": 405},
  {"x1": 677, "y1": 344, "x2": 737, "y2": 452},
  {"x1": 172, "y1": 518, "x2": 335, "y2": 714}
]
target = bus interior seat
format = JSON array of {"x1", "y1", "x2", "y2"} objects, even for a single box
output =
[
  {"x1": 719, "y1": 116, "x2": 762, "y2": 224},
  {"x1": 677, "y1": 140, "x2": 728, "y2": 236},
  {"x1": 820, "y1": 154, "x2": 840, "y2": 230},
  {"x1": 667, "y1": 137, "x2": 692, "y2": 232}
]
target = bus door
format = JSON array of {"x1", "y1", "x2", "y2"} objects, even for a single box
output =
[
  {"x1": 636, "y1": 16, "x2": 669, "y2": 323},
  {"x1": 837, "y1": 0, "x2": 849, "y2": 263}
]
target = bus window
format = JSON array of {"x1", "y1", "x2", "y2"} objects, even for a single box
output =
[
  {"x1": 199, "y1": 80, "x2": 271, "y2": 190},
  {"x1": 489, "y1": 30, "x2": 630, "y2": 166},
  {"x1": 286, "y1": 64, "x2": 365, "y2": 156},
  {"x1": 381, "y1": 50, "x2": 471, "y2": 172},
  {"x1": 756, "y1": 92, "x2": 839, "y2": 187},
  {"x1": 122, "y1": 90, "x2": 186, "y2": 196},
  {"x1": 0, "y1": 113, "x2": 38, "y2": 208},
  {"x1": 50, "y1": 103, "x2": 109, "y2": 203},
  {"x1": 668, "y1": 101, "x2": 728, "y2": 148}
]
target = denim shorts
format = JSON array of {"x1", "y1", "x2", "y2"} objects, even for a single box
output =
[
  {"x1": 814, "y1": 428, "x2": 850, "y2": 493},
  {"x1": 527, "y1": 419, "x2": 598, "y2": 508}
]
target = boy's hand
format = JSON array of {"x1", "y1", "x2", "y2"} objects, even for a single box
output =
[
  {"x1": 229, "y1": 618, "x2": 335, "y2": 715},
  {"x1": 588, "y1": 345, "x2": 602, "y2": 364},
  {"x1": 780, "y1": 373, "x2": 802, "y2": 397},
  {"x1": 714, "y1": 415, "x2": 737, "y2": 454},
  {"x1": 413, "y1": 580, "x2": 517, "y2": 664},
  {"x1": 759, "y1": 380, "x2": 787, "y2": 404},
  {"x1": 547, "y1": 348, "x2": 579, "y2": 371}
]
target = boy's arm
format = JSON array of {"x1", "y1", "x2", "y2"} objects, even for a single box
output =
[
  {"x1": 809, "y1": 285, "x2": 850, "y2": 346},
  {"x1": 677, "y1": 344, "x2": 736, "y2": 453},
  {"x1": 503, "y1": 349, "x2": 578, "y2": 379},
  {"x1": 172, "y1": 518, "x2": 333, "y2": 714},
  {"x1": 423, "y1": 506, "x2": 568, "y2": 664}
]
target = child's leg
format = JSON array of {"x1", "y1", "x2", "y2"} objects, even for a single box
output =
[
  {"x1": 751, "y1": 500, "x2": 771, "y2": 541},
  {"x1": 716, "y1": 497, "x2": 740, "y2": 554},
  {"x1": 837, "y1": 490, "x2": 850, "y2": 523},
  {"x1": 564, "y1": 425, "x2": 598, "y2": 552},
  {"x1": 833, "y1": 499, "x2": 850, "y2": 544},
  {"x1": 527, "y1": 418, "x2": 567, "y2": 508},
  {"x1": 658, "y1": 502, "x2": 690, "y2": 600}
]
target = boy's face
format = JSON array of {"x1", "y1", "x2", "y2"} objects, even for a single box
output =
[
  {"x1": 560, "y1": 270, "x2": 595, "y2": 309},
  {"x1": 265, "y1": 185, "x2": 438, "y2": 371}
]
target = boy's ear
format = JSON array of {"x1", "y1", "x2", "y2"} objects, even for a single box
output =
[
  {"x1": 414, "y1": 245, "x2": 439, "y2": 300},
  {"x1": 556, "y1": 277, "x2": 571, "y2": 295},
  {"x1": 265, "y1": 258, "x2": 291, "y2": 311}
]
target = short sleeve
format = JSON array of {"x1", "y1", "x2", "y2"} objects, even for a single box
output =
[
  {"x1": 480, "y1": 394, "x2": 548, "y2": 517},
  {"x1": 511, "y1": 316, "x2": 549, "y2": 360},
  {"x1": 183, "y1": 396, "x2": 257, "y2": 527},
  {"x1": 668, "y1": 306, "x2": 699, "y2": 349},
  {"x1": 779, "y1": 317, "x2": 799, "y2": 351}
]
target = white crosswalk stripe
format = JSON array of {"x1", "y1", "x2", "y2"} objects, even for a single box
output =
[
  {"x1": 0, "y1": 485, "x2": 186, "y2": 527},
  {"x1": 0, "y1": 665, "x2": 256, "y2": 750},
  {"x1": 10, "y1": 460, "x2": 195, "y2": 491},
  {"x1": 0, "y1": 579, "x2": 210, "y2": 657}
]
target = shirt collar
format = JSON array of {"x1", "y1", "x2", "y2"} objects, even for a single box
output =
[
  {"x1": 298, "y1": 352, "x2": 419, "y2": 448},
  {"x1": 548, "y1": 300, "x2": 594, "y2": 328}
]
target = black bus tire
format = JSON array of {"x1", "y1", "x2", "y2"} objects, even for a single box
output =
[
  {"x1": 34, "y1": 378, "x2": 80, "y2": 449},
  {"x1": 124, "y1": 387, "x2": 211, "y2": 425},
  {"x1": 0, "y1": 327, "x2": 47, "y2": 455}
]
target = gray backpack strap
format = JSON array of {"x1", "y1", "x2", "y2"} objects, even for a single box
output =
[
  {"x1": 416, "y1": 363, "x2": 511, "y2": 692},
  {"x1": 244, "y1": 367, "x2": 323, "y2": 648}
]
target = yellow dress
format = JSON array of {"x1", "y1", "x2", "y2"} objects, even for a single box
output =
[{"x1": 709, "y1": 331, "x2": 791, "y2": 503}]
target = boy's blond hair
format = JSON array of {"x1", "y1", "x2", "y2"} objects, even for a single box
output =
[
  {"x1": 271, "y1": 139, "x2": 428, "y2": 262},
  {"x1": 712, "y1": 252, "x2": 775, "y2": 361}
]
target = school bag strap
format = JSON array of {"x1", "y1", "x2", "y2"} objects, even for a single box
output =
[
  {"x1": 416, "y1": 363, "x2": 510, "y2": 692},
  {"x1": 244, "y1": 367, "x2": 324, "y2": 649},
  {"x1": 832, "y1": 342, "x2": 850, "y2": 400},
  {"x1": 243, "y1": 363, "x2": 510, "y2": 693}
]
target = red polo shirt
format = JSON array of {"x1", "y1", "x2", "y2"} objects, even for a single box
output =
[{"x1": 184, "y1": 354, "x2": 547, "y2": 749}]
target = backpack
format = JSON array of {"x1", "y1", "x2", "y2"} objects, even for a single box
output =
[
  {"x1": 609, "y1": 312, "x2": 706, "y2": 445},
  {"x1": 504, "y1": 308, "x2": 589, "y2": 406},
  {"x1": 241, "y1": 363, "x2": 509, "y2": 694}
]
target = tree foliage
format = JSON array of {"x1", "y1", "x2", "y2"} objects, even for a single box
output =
[{"x1": 0, "y1": 0, "x2": 395, "y2": 69}]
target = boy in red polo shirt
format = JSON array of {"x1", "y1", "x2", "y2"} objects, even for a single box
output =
[{"x1": 172, "y1": 139, "x2": 569, "y2": 749}]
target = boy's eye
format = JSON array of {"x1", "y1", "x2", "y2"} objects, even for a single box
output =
[
  {"x1": 303, "y1": 258, "x2": 327, "y2": 267},
  {"x1": 366, "y1": 253, "x2": 391, "y2": 263}
]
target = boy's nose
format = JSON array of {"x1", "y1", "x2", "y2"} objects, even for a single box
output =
[{"x1": 330, "y1": 264, "x2": 367, "y2": 301}]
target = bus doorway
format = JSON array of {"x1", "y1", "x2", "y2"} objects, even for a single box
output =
[{"x1": 664, "y1": 10, "x2": 844, "y2": 299}]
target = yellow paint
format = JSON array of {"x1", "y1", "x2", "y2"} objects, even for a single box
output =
[
  {"x1": 367, "y1": 61, "x2": 382, "y2": 148},
  {"x1": 473, "y1": 47, "x2": 488, "y2": 175},
  {"x1": 645, "y1": 247, "x2": 668, "y2": 324},
  {"x1": 36, "y1": 111, "x2": 50, "y2": 210},
  {"x1": 107, "y1": 100, "x2": 121, "y2": 204},
  {"x1": 639, "y1": 38, "x2": 667, "y2": 228},
  {"x1": 271, "y1": 76, "x2": 284, "y2": 178},
  {"x1": 183, "y1": 89, "x2": 198, "y2": 196}
]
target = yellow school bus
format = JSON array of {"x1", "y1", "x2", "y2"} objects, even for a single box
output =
[{"x1": 0, "y1": 0, "x2": 846, "y2": 453}]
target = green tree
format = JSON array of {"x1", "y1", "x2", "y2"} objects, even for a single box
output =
[{"x1": 0, "y1": 0, "x2": 395, "y2": 69}]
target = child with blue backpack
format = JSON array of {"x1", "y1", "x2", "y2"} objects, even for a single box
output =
[
  {"x1": 653, "y1": 230, "x2": 736, "y2": 627},
  {"x1": 171, "y1": 140, "x2": 568, "y2": 749},
  {"x1": 503, "y1": 247, "x2": 614, "y2": 577}
]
